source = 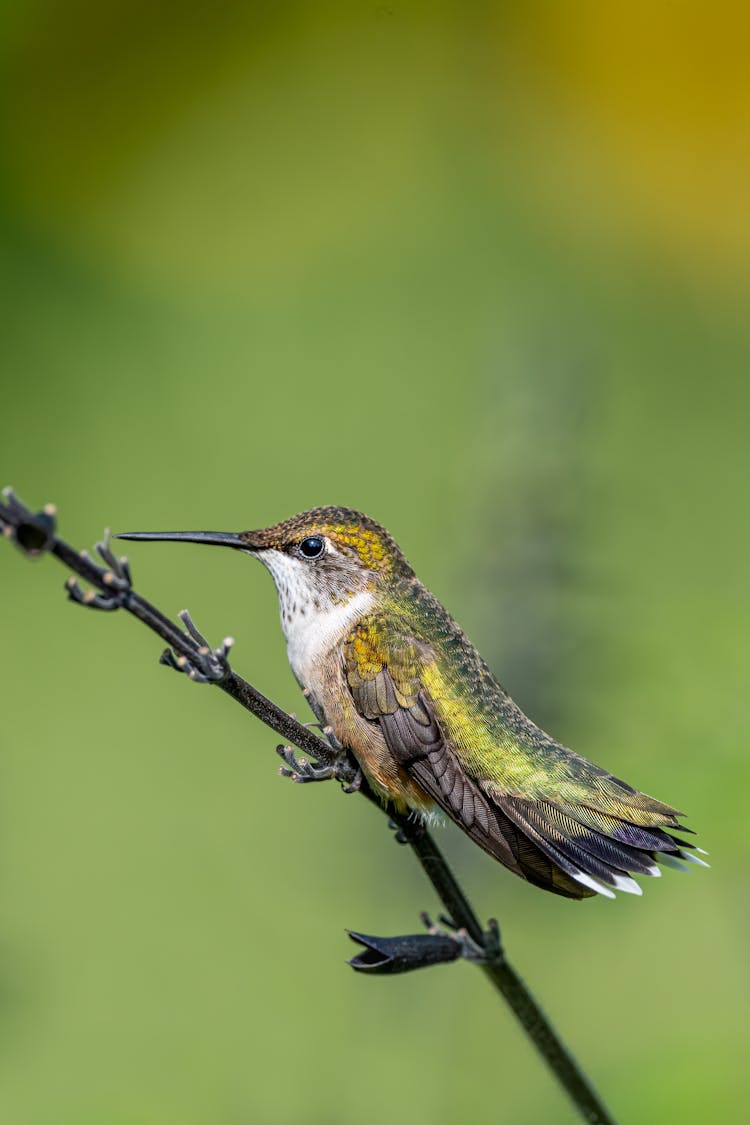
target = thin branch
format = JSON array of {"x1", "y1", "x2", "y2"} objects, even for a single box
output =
[{"x1": 1, "y1": 489, "x2": 616, "y2": 1125}]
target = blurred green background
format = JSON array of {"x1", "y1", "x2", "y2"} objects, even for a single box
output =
[{"x1": 2, "y1": 3, "x2": 748, "y2": 1123}]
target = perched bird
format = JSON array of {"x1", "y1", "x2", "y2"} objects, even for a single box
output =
[{"x1": 118, "y1": 507, "x2": 705, "y2": 900}]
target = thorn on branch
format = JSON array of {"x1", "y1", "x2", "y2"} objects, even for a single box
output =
[
  {"x1": 65, "y1": 530, "x2": 133, "y2": 611},
  {"x1": 66, "y1": 575, "x2": 125, "y2": 612},
  {"x1": 159, "y1": 615, "x2": 234, "y2": 683}
]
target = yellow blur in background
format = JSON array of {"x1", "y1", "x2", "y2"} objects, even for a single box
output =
[{"x1": 2, "y1": 4, "x2": 748, "y2": 1123}]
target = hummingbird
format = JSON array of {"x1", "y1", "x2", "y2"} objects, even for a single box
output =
[{"x1": 118, "y1": 507, "x2": 705, "y2": 900}]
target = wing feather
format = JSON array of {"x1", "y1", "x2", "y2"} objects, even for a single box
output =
[{"x1": 343, "y1": 616, "x2": 695, "y2": 900}]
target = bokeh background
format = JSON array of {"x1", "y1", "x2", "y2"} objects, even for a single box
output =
[{"x1": 2, "y1": 4, "x2": 748, "y2": 1122}]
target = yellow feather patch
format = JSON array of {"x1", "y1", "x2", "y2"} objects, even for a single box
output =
[{"x1": 326, "y1": 526, "x2": 390, "y2": 571}]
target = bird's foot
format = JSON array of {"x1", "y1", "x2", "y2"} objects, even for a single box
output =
[
  {"x1": 66, "y1": 530, "x2": 133, "y2": 611},
  {"x1": 276, "y1": 744, "x2": 334, "y2": 783},
  {"x1": 340, "y1": 766, "x2": 363, "y2": 794},
  {"x1": 420, "y1": 912, "x2": 503, "y2": 966},
  {"x1": 386, "y1": 808, "x2": 428, "y2": 847},
  {"x1": 388, "y1": 817, "x2": 411, "y2": 846},
  {"x1": 276, "y1": 743, "x2": 362, "y2": 792},
  {"x1": 159, "y1": 609, "x2": 233, "y2": 683}
]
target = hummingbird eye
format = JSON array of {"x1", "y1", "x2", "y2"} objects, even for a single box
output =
[{"x1": 298, "y1": 535, "x2": 325, "y2": 560}]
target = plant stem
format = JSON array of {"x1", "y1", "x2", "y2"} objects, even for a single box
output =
[
  {"x1": 380, "y1": 803, "x2": 614, "y2": 1123},
  {"x1": 0, "y1": 490, "x2": 616, "y2": 1125}
]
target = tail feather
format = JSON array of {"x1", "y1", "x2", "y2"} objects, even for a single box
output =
[
  {"x1": 489, "y1": 790, "x2": 700, "y2": 898},
  {"x1": 554, "y1": 802, "x2": 682, "y2": 854},
  {"x1": 510, "y1": 823, "x2": 594, "y2": 898},
  {"x1": 498, "y1": 798, "x2": 633, "y2": 891},
  {"x1": 409, "y1": 756, "x2": 595, "y2": 898},
  {"x1": 494, "y1": 795, "x2": 616, "y2": 895},
  {"x1": 537, "y1": 801, "x2": 658, "y2": 876},
  {"x1": 668, "y1": 835, "x2": 699, "y2": 850},
  {"x1": 579, "y1": 776, "x2": 684, "y2": 829}
]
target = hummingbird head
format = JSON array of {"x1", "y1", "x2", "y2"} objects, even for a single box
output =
[
  {"x1": 236, "y1": 506, "x2": 414, "y2": 618},
  {"x1": 117, "y1": 507, "x2": 413, "y2": 650}
]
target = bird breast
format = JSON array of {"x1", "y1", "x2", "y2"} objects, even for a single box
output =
[{"x1": 283, "y1": 590, "x2": 375, "y2": 686}]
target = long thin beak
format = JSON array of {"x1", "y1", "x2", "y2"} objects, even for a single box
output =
[{"x1": 115, "y1": 530, "x2": 256, "y2": 551}]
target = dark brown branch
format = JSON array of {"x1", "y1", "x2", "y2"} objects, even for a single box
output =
[{"x1": 0, "y1": 489, "x2": 616, "y2": 1125}]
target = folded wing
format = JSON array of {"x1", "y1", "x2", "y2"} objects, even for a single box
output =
[{"x1": 343, "y1": 617, "x2": 702, "y2": 899}]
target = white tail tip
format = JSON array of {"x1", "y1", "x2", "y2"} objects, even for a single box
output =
[
  {"x1": 611, "y1": 874, "x2": 643, "y2": 896},
  {"x1": 657, "y1": 852, "x2": 689, "y2": 872},
  {"x1": 572, "y1": 871, "x2": 616, "y2": 899},
  {"x1": 679, "y1": 849, "x2": 710, "y2": 868}
]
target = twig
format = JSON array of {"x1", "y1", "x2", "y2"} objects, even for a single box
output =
[{"x1": 0, "y1": 489, "x2": 616, "y2": 1125}]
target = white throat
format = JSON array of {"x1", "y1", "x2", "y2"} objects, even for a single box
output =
[
  {"x1": 257, "y1": 551, "x2": 375, "y2": 685},
  {"x1": 284, "y1": 590, "x2": 374, "y2": 685}
]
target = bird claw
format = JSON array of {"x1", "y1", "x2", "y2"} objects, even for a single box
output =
[
  {"x1": 160, "y1": 609, "x2": 234, "y2": 683},
  {"x1": 276, "y1": 743, "x2": 362, "y2": 791},
  {"x1": 65, "y1": 529, "x2": 133, "y2": 611},
  {"x1": 419, "y1": 912, "x2": 503, "y2": 965},
  {"x1": 388, "y1": 818, "x2": 411, "y2": 845},
  {"x1": 340, "y1": 767, "x2": 363, "y2": 794},
  {"x1": 276, "y1": 744, "x2": 334, "y2": 782}
]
